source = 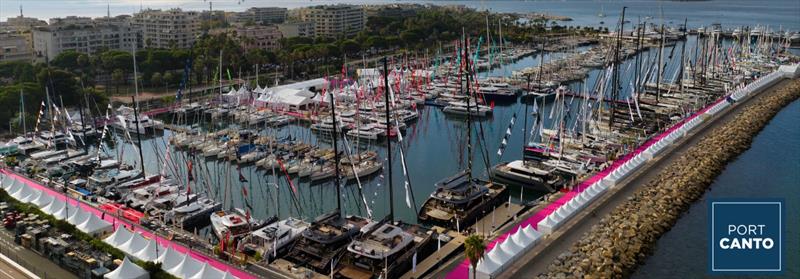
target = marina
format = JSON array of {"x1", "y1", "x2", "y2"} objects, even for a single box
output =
[{"x1": 0, "y1": 2, "x2": 798, "y2": 279}]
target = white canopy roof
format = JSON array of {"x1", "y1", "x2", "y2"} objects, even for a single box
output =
[
  {"x1": 157, "y1": 246, "x2": 184, "y2": 268},
  {"x1": 52, "y1": 202, "x2": 79, "y2": 220},
  {"x1": 188, "y1": 263, "x2": 224, "y2": 279},
  {"x1": 522, "y1": 224, "x2": 542, "y2": 241},
  {"x1": 104, "y1": 257, "x2": 149, "y2": 279},
  {"x1": 499, "y1": 237, "x2": 524, "y2": 257},
  {"x1": 6, "y1": 178, "x2": 22, "y2": 194},
  {"x1": 67, "y1": 206, "x2": 91, "y2": 225},
  {"x1": 105, "y1": 227, "x2": 134, "y2": 247},
  {"x1": 20, "y1": 188, "x2": 41, "y2": 203},
  {"x1": 77, "y1": 214, "x2": 113, "y2": 236},
  {"x1": 31, "y1": 191, "x2": 54, "y2": 208},
  {"x1": 132, "y1": 238, "x2": 165, "y2": 262},
  {"x1": 486, "y1": 246, "x2": 511, "y2": 265},
  {"x1": 511, "y1": 227, "x2": 535, "y2": 249},
  {"x1": 259, "y1": 88, "x2": 314, "y2": 107},
  {"x1": 0, "y1": 176, "x2": 13, "y2": 190},
  {"x1": 41, "y1": 198, "x2": 65, "y2": 215},
  {"x1": 9, "y1": 182, "x2": 30, "y2": 200},
  {"x1": 118, "y1": 232, "x2": 148, "y2": 255},
  {"x1": 165, "y1": 253, "x2": 202, "y2": 278}
]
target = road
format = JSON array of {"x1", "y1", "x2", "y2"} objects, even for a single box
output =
[
  {"x1": 0, "y1": 228, "x2": 77, "y2": 279},
  {"x1": 498, "y1": 78, "x2": 794, "y2": 277},
  {"x1": 0, "y1": 259, "x2": 27, "y2": 279}
]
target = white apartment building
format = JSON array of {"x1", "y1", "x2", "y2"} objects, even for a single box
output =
[
  {"x1": 230, "y1": 7, "x2": 288, "y2": 24},
  {"x1": 32, "y1": 16, "x2": 139, "y2": 61},
  {"x1": 132, "y1": 8, "x2": 200, "y2": 49},
  {"x1": 298, "y1": 4, "x2": 365, "y2": 38}
]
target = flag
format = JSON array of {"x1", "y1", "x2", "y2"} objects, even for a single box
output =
[
  {"x1": 277, "y1": 159, "x2": 298, "y2": 194},
  {"x1": 187, "y1": 161, "x2": 194, "y2": 182},
  {"x1": 238, "y1": 167, "x2": 248, "y2": 182}
]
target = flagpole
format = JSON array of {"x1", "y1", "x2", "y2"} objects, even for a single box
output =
[{"x1": 382, "y1": 57, "x2": 394, "y2": 222}]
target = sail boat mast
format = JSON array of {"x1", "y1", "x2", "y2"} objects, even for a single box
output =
[{"x1": 382, "y1": 58, "x2": 394, "y2": 222}]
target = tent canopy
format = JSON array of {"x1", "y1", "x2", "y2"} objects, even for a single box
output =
[
  {"x1": 118, "y1": 232, "x2": 148, "y2": 255},
  {"x1": 104, "y1": 227, "x2": 134, "y2": 247},
  {"x1": 188, "y1": 263, "x2": 224, "y2": 279},
  {"x1": 77, "y1": 214, "x2": 113, "y2": 236},
  {"x1": 165, "y1": 253, "x2": 202, "y2": 279},
  {"x1": 104, "y1": 257, "x2": 149, "y2": 279},
  {"x1": 156, "y1": 246, "x2": 183, "y2": 268},
  {"x1": 132, "y1": 238, "x2": 165, "y2": 262}
]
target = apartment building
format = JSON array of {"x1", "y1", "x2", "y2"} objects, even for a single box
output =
[
  {"x1": 132, "y1": 8, "x2": 200, "y2": 49},
  {"x1": 298, "y1": 4, "x2": 365, "y2": 38},
  {"x1": 31, "y1": 16, "x2": 139, "y2": 61}
]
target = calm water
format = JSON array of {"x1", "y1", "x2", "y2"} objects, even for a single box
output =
[
  {"x1": 2, "y1": 0, "x2": 799, "y2": 30},
  {"x1": 633, "y1": 100, "x2": 800, "y2": 278}
]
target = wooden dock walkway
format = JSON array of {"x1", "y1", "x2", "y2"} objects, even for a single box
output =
[{"x1": 400, "y1": 202, "x2": 525, "y2": 279}]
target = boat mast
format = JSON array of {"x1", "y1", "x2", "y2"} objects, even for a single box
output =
[
  {"x1": 131, "y1": 41, "x2": 145, "y2": 177},
  {"x1": 330, "y1": 87, "x2": 342, "y2": 213},
  {"x1": 382, "y1": 57, "x2": 394, "y2": 222},
  {"x1": 679, "y1": 18, "x2": 688, "y2": 95},
  {"x1": 609, "y1": 6, "x2": 626, "y2": 129},
  {"x1": 20, "y1": 88, "x2": 26, "y2": 136},
  {"x1": 464, "y1": 32, "x2": 473, "y2": 182}
]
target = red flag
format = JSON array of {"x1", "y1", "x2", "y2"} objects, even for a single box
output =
[
  {"x1": 187, "y1": 161, "x2": 194, "y2": 182},
  {"x1": 490, "y1": 100, "x2": 495, "y2": 109}
]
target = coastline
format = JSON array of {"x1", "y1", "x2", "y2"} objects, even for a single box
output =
[{"x1": 532, "y1": 78, "x2": 800, "y2": 278}]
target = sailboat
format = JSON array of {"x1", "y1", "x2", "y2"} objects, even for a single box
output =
[
  {"x1": 418, "y1": 35, "x2": 508, "y2": 232},
  {"x1": 283, "y1": 90, "x2": 377, "y2": 274}
]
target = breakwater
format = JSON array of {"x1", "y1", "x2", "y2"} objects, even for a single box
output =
[{"x1": 536, "y1": 78, "x2": 800, "y2": 278}]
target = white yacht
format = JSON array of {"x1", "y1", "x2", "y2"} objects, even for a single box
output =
[{"x1": 239, "y1": 218, "x2": 310, "y2": 260}]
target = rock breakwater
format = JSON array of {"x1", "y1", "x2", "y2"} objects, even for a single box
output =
[{"x1": 537, "y1": 79, "x2": 800, "y2": 279}]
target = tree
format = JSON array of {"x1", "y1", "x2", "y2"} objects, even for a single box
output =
[
  {"x1": 163, "y1": 72, "x2": 175, "y2": 89},
  {"x1": 151, "y1": 72, "x2": 162, "y2": 88},
  {"x1": 340, "y1": 39, "x2": 361, "y2": 55},
  {"x1": 111, "y1": 69, "x2": 124, "y2": 94},
  {"x1": 464, "y1": 234, "x2": 486, "y2": 279}
]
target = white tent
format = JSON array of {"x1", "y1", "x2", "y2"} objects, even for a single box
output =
[
  {"x1": 31, "y1": 191, "x2": 54, "y2": 208},
  {"x1": 165, "y1": 253, "x2": 202, "y2": 278},
  {"x1": 77, "y1": 214, "x2": 113, "y2": 237},
  {"x1": 104, "y1": 227, "x2": 134, "y2": 247},
  {"x1": 188, "y1": 263, "x2": 224, "y2": 279},
  {"x1": 474, "y1": 256, "x2": 502, "y2": 279},
  {"x1": 498, "y1": 237, "x2": 524, "y2": 260},
  {"x1": 41, "y1": 198, "x2": 65, "y2": 215},
  {"x1": 486, "y1": 247, "x2": 511, "y2": 266},
  {"x1": 104, "y1": 257, "x2": 149, "y2": 279},
  {"x1": 522, "y1": 224, "x2": 542, "y2": 244},
  {"x1": 510, "y1": 227, "x2": 535, "y2": 250},
  {"x1": 157, "y1": 247, "x2": 184, "y2": 268},
  {"x1": 5, "y1": 179, "x2": 22, "y2": 194},
  {"x1": 0, "y1": 176, "x2": 13, "y2": 190},
  {"x1": 67, "y1": 207, "x2": 91, "y2": 225},
  {"x1": 52, "y1": 202, "x2": 79, "y2": 220},
  {"x1": 20, "y1": 188, "x2": 41, "y2": 203},
  {"x1": 132, "y1": 238, "x2": 165, "y2": 262},
  {"x1": 10, "y1": 183, "x2": 30, "y2": 200},
  {"x1": 118, "y1": 232, "x2": 148, "y2": 255}
]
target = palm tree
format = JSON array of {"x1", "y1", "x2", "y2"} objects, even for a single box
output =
[{"x1": 464, "y1": 234, "x2": 486, "y2": 279}]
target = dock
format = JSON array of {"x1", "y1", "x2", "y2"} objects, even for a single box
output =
[{"x1": 401, "y1": 202, "x2": 524, "y2": 279}]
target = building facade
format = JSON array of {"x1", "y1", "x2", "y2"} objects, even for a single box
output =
[
  {"x1": 235, "y1": 25, "x2": 282, "y2": 51},
  {"x1": 230, "y1": 7, "x2": 288, "y2": 24},
  {"x1": 132, "y1": 8, "x2": 200, "y2": 49},
  {"x1": 0, "y1": 32, "x2": 33, "y2": 62},
  {"x1": 31, "y1": 16, "x2": 139, "y2": 61},
  {"x1": 276, "y1": 21, "x2": 315, "y2": 38},
  {"x1": 298, "y1": 4, "x2": 365, "y2": 38}
]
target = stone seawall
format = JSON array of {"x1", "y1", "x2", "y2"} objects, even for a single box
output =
[{"x1": 536, "y1": 79, "x2": 800, "y2": 279}]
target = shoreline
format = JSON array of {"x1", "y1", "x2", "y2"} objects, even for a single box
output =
[{"x1": 532, "y1": 78, "x2": 800, "y2": 278}]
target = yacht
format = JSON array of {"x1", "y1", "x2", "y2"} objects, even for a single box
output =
[
  {"x1": 285, "y1": 211, "x2": 376, "y2": 274},
  {"x1": 490, "y1": 160, "x2": 565, "y2": 192},
  {"x1": 346, "y1": 123, "x2": 386, "y2": 140},
  {"x1": 478, "y1": 85, "x2": 516, "y2": 101},
  {"x1": 342, "y1": 157, "x2": 383, "y2": 180},
  {"x1": 417, "y1": 171, "x2": 507, "y2": 231},
  {"x1": 442, "y1": 101, "x2": 492, "y2": 117},
  {"x1": 12, "y1": 136, "x2": 45, "y2": 155},
  {"x1": 336, "y1": 222, "x2": 417, "y2": 279},
  {"x1": 113, "y1": 105, "x2": 164, "y2": 135},
  {"x1": 164, "y1": 196, "x2": 222, "y2": 229},
  {"x1": 238, "y1": 218, "x2": 310, "y2": 261},
  {"x1": 210, "y1": 208, "x2": 276, "y2": 240}
]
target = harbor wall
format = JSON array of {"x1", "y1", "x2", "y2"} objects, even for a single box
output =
[
  {"x1": 534, "y1": 73, "x2": 800, "y2": 278},
  {"x1": 447, "y1": 63, "x2": 800, "y2": 279}
]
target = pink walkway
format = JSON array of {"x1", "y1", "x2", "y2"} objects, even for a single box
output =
[
  {"x1": 0, "y1": 170, "x2": 256, "y2": 279},
  {"x1": 446, "y1": 95, "x2": 728, "y2": 278}
]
